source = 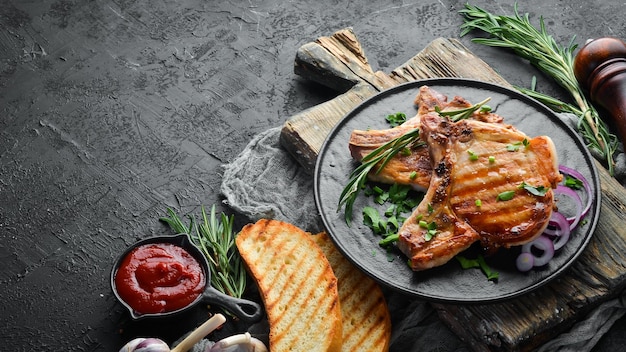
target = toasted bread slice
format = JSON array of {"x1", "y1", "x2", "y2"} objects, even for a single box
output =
[
  {"x1": 236, "y1": 219, "x2": 342, "y2": 352},
  {"x1": 311, "y1": 231, "x2": 391, "y2": 352}
]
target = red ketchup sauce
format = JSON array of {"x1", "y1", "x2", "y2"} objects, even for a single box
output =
[{"x1": 114, "y1": 243, "x2": 205, "y2": 315}]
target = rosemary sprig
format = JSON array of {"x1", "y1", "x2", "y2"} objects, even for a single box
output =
[
  {"x1": 436, "y1": 97, "x2": 492, "y2": 121},
  {"x1": 338, "y1": 128, "x2": 422, "y2": 225},
  {"x1": 338, "y1": 99, "x2": 490, "y2": 224},
  {"x1": 160, "y1": 205, "x2": 247, "y2": 299},
  {"x1": 459, "y1": 3, "x2": 618, "y2": 175}
]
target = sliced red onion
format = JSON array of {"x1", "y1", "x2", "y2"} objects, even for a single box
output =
[
  {"x1": 514, "y1": 165, "x2": 594, "y2": 273},
  {"x1": 521, "y1": 235, "x2": 555, "y2": 267},
  {"x1": 554, "y1": 185, "x2": 584, "y2": 230},
  {"x1": 545, "y1": 211, "x2": 571, "y2": 251},
  {"x1": 516, "y1": 252, "x2": 535, "y2": 272},
  {"x1": 558, "y1": 164, "x2": 593, "y2": 223}
]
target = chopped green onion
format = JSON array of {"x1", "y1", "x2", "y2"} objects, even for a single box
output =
[
  {"x1": 379, "y1": 233, "x2": 399, "y2": 247},
  {"x1": 506, "y1": 139, "x2": 530, "y2": 152},
  {"x1": 467, "y1": 150, "x2": 479, "y2": 161},
  {"x1": 506, "y1": 144, "x2": 520, "y2": 152}
]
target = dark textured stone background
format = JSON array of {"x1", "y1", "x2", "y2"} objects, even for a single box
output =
[{"x1": 1, "y1": 0, "x2": 624, "y2": 350}]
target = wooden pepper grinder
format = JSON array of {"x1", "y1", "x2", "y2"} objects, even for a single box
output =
[{"x1": 573, "y1": 36, "x2": 626, "y2": 145}]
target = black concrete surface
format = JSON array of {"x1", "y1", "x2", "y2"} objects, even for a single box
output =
[{"x1": 1, "y1": 0, "x2": 624, "y2": 351}]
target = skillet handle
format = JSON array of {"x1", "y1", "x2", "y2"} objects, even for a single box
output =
[{"x1": 202, "y1": 287, "x2": 264, "y2": 323}]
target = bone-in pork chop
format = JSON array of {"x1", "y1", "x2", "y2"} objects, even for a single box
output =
[
  {"x1": 397, "y1": 113, "x2": 562, "y2": 271},
  {"x1": 349, "y1": 86, "x2": 504, "y2": 191}
]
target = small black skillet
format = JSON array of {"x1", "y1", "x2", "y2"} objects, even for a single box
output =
[{"x1": 110, "y1": 234, "x2": 263, "y2": 323}]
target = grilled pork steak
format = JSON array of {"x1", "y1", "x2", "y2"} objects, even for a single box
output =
[
  {"x1": 349, "y1": 86, "x2": 504, "y2": 191},
  {"x1": 397, "y1": 113, "x2": 562, "y2": 271}
]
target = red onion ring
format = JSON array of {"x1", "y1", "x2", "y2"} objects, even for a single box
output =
[
  {"x1": 516, "y1": 252, "x2": 535, "y2": 272},
  {"x1": 554, "y1": 185, "x2": 584, "y2": 230},
  {"x1": 515, "y1": 165, "x2": 593, "y2": 273},
  {"x1": 520, "y1": 235, "x2": 555, "y2": 267},
  {"x1": 544, "y1": 211, "x2": 571, "y2": 251},
  {"x1": 558, "y1": 165, "x2": 592, "y2": 224}
]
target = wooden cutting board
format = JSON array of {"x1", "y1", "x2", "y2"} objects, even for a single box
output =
[{"x1": 280, "y1": 28, "x2": 626, "y2": 352}]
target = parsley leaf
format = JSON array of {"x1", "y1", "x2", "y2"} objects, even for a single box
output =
[
  {"x1": 385, "y1": 112, "x2": 407, "y2": 127},
  {"x1": 361, "y1": 183, "x2": 423, "y2": 248},
  {"x1": 519, "y1": 181, "x2": 549, "y2": 196},
  {"x1": 455, "y1": 254, "x2": 499, "y2": 281},
  {"x1": 363, "y1": 206, "x2": 386, "y2": 235},
  {"x1": 496, "y1": 190, "x2": 516, "y2": 201},
  {"x1": 564, "y1": 175, "x2": 583, "y2": 190}
]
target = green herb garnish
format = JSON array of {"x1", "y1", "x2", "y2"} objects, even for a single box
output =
[
  {"x1": 419, "y1": 220, "x2": 438, "y2": 241},
  {"x1": 460, "y1": 3, "x2": 618, "y2": 175},
  {"x1": 497, "y1": 190, "x2": 516, "y2": 201},
  {"x1": 435, "y1": 97, "x2": 491, "y2": 121},
  {"x1": 362, "y1": 183, "x2": 422, "y2": 248},
  {"x1": 385, "y1": 112, "x2": 407, "y2": 127},
  {"x1": 519, "y1": 181, "x2": 549, "y2": 196},
  {"x1": 160, "y1": 206, "x2": 247, "y2": 300},
  {"x1": 467, "y1": 149, "x2": 479, "y2": 161},
  {"x1": 564, "y1": 175, "x2": 583, "y2": 190},
  {"x1": 506, "y1": 139, "x2": 528, "y2": 152},
  {"x1": 339, "y1": 99, "x2": 493, "y2": 224},
  {"x1": 456, "y1": 254, "x2": 499, "y2": 281},
  {"x1": 506, "y1": 143, "x2": 521, "y2": 152},
  {"x1": 338, "y1": 128, "x2": 423, "y2": 225},
  {"x1": 363, "y1": 206, "x2": 387, "y2": 235},
  {"x1": 379, "y1": 233, "x2": 399, "y2": 247}
]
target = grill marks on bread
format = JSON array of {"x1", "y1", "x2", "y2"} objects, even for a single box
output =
[
  {"x1": 236, "y1": 219, "x2": 342, "y2": 352},
  {"x1": 311, "y1": 231, "x2": 391, "y2": 351}
]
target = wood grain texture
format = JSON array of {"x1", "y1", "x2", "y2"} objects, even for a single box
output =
[
  {"x1": 282, "y1": 29, "x2": 510, "y2": 172},
  {"x1": 280, "y1": 28, "x2": 626, "y2": 351},
  {"x1": 433, "y1": 163, "x2": 626, "y2": 351}
]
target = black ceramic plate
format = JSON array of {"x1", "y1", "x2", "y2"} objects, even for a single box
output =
[{"x1": 314, "y1": 78, "x2": 601, "y2": 303}]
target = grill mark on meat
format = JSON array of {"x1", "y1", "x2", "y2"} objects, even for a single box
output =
[
  {"x1": 347, "y1": 86, "x2": 562, "y2": 271},
  {"x1": 396, "y1": 112, "x2": 561, "y2": 271},
  {"x1": 348, "y1": 86, "x2": 505, "y2": 191}
]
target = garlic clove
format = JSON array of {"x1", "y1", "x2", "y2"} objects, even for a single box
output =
[
  {"x1": 207, "y1": 332, "x2": 268, "y2": 352},
  {"x1": 120, "y1": 337, "x2": 171, "y2": 352}
]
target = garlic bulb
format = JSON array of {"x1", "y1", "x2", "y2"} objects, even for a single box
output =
[
  {"x1": 119, "y1": 338, "x2": 170, "y2": 352},
  {"x1": 207, "y1": 332, "x2": 268, "y2": 352}
]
